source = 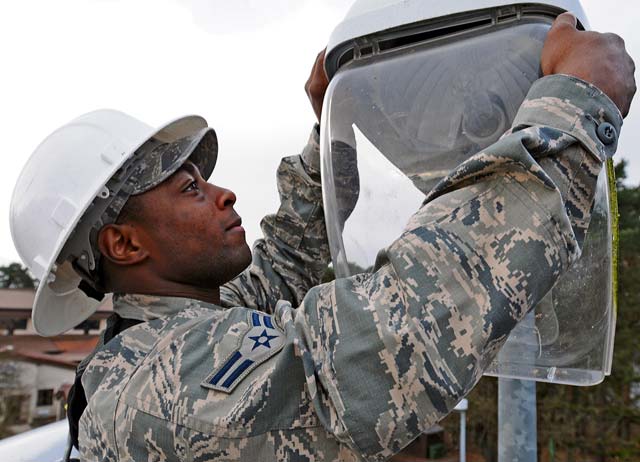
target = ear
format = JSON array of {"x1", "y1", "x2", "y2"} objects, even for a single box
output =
[{"x1": 97, "y1": 223, "x2": 149, "y2": 266}]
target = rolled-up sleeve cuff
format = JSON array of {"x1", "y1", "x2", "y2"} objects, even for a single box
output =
[{"x1": 512, "y1": 74, "x2": 624, "y2": 162}]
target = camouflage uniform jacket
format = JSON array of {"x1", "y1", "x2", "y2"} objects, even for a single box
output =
[{"x1": 78, "y1": 75, "x2": 623, "y2": 462}]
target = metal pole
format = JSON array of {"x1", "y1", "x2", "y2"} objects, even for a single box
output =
[
  {"x1": 498, "y1": 378, "x2": 537, "y2": 462},
  {"x1": 497, "y1": 304, "x2": 539, "y2": 462},
  {"x1": 460, "y1": 409, "x2": 466, "y2": 462},
  {"x1": 454, "y1": 398, "x2": 468, "y2": 462}
]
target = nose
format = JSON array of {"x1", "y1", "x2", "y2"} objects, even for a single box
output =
[{"x1": 211, "y1": 184, "x2": 236, "y2": 209}]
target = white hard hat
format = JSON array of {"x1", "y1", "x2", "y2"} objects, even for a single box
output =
[
  {"x1": 326, "y1": 0, "x2": 588, "y2": 77},
  {"x1": 10, "y1": 109, "x2": 217, "y2": 336}
]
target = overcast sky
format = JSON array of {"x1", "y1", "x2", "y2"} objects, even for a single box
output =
[{"x1": 1, "y1": 0, "x2": 638, "y2": 265}]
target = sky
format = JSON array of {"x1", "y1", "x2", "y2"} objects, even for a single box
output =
[{"x1": 0, "y1": 0, "x2": 638, "y2": 265}]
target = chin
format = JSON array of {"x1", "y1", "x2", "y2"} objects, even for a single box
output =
[
  {"x1": 221, "y1": 243, "x2": 253, "y2": 283},
  {"x1": 237, "y1": 244, "x2": 253, "y2": 273}
]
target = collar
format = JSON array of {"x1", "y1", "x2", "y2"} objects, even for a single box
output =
[{"x1": 112, "y1": 293, "x2": 222, "y2": 322}]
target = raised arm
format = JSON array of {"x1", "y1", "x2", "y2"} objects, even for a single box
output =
[
  {"x1": 221, "y1": 51, "x2": 338, "y2": 311},
  {"x1": 281, "y1": 73, "x2": 625, "y2": 460},
  {"x1": 220, "y1": 125, "x2": 335, "y2": 310},
  {"x1": 279, "y1": 16, "x2": 634, "y2": 458}
]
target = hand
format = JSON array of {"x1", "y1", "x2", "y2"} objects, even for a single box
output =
[
  {"x1": 305, "y1": 49, "x2": 329, "y2": 123},
  {"x1": 541, "y1": 12, "x2": 636, "y2": 117}
]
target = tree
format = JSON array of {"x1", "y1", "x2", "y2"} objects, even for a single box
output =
[
  {"x1": 0, "y1": 359, "x2": 21, "y2": 438},
  {"x1": 0, "y1": 263, "x2": 36, "y2": 289}
]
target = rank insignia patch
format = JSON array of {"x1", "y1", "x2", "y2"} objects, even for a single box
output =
[{"x1": 201, "y1": 311, "x2": 285, "y2": 393}]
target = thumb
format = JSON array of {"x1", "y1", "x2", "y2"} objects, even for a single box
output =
[{"x1": 552, "y1": 12, "x2": 578, "y2": 30}]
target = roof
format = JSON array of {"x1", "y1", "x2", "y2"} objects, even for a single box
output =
[
  {"x1": 0, "y1": 334, "x2": 99, "y2": 368},
  {"x1": 0, "y1": 289, "x2": 37, "y2": 309},
  {"x1": 55, "y1": 382, "x2": 73, "y2": 400},
  {"x1": 0, "y1": 288, "x2": 112, "y2": 314}
]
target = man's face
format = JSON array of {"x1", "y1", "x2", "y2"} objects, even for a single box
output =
[{"x1": 122, "y1": 161, "x2": 252, "y2": 288}]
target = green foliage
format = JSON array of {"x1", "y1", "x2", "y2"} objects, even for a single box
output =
[
  {"x1": 0, "y1": 263, "x2": 35, "y2": 289},
  {"x1": 617, "y1": 172, "x2": 640, "y2": 233},
  {"x1": 0, "y1": 360, "x2": 21, "y2": 439},
  {"x1": 614, "y1": 159, "x2": 628, "y2": 187},
  {"x1": 322, "y1": 267, "x2": 336, "y2": 284},
  {"x1": 441, "y1": 376, "x2": 499, "y2": 461}
]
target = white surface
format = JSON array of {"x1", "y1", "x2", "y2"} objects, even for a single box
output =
[
  {"x1": 0, "y1": 420, "x2": 77, "y2": 462},
  {"x1": 454, "y1": 398, "x2": 469, "y2": 412}
]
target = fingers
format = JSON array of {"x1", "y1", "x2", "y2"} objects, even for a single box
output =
[
  {"x1": 552, "y1": 11, "x2": 578, "y2": 30},
  {"x1": 546, "y1": 12, "x2": 578, "y2": 43},
  {"x1": 542, "y1": 11, "x2": 636, "y2": 117},
  {"x1": 305, "y1": 49, "x2": 327, "y2": 97},
  {"x1": 309, "y1": 51, "x2": 322, "y2": 81},
  {"x1": 305, "y1": 48, "x2": 330, "y2": 122},
  {"x1": 622, "y1": 57, "x2": 637, "y2": 117},
  {"x1": 542, "y1": 12, "x2": 580, "y2": 75},
  {"x1": 314, "y1": 49, "x2": 328, "y2": 83}
]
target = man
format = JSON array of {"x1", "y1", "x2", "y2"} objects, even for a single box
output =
[{"x1": 10, "y1": 12, "x2": 635, "y2": 462}]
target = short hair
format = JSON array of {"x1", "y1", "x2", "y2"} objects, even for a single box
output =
[
  {"x1": 92, "y1": 195, "x2": 146, "y2": 292},
  {"x1": 115, "y1": 195, "x2": 145, "y2": 225}
]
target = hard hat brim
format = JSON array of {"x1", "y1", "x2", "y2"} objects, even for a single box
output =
[
  {"x1": 32, "y1": 114, "x2": 217, "y2": 337},
  {"x1": 33, "y1": 261, "x2": 103, "y2": 337},
  {"x1": 130, "y1": 127, "x2": 218, "y2": 196}
]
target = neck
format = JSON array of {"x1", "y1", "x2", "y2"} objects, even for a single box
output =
[
  {"x1": 140, "y1": 285, "x2": 221, "y2": 305},
  {"x1": 110, "y1": 275, "x2": 221, "y2": 305}
]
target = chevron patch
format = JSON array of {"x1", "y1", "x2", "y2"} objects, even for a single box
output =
[{"x1": 201, "y1": 311, "x2": 285, "y2": 393}]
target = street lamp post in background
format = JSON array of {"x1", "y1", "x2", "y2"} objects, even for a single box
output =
[
  {"x1": 498, "y1": 378, "x2": 537, "y2": 462},
  {"x1": 454, "y1": 399, "x2": 468, "y2": 462}
]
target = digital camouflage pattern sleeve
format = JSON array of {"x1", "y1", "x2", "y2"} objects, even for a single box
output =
[
  {"x1": 220, "y1": 125, "x2": 334, "y2": 312},
  {"x1": 78, "y1": 75, "x2": 623, "y2": 462},
  {"x1": 285, "y1": 74, "x2": 622, "y2": 460}
]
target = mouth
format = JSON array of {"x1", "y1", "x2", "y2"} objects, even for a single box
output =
[{"x1": 226, "y1": 216, "x2": 244, "y2": 233}]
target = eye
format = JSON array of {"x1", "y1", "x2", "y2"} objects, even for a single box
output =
[{"x1": 183, "y1": 180, "x2": 199, "y2": 192}]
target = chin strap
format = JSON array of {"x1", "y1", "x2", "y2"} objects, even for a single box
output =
[
  {"x1": 78, "y1": 279, "x2": 106, "y2": 302},
  {"x1": 63, "y1": 433, "x2": 79, "y2": 462}
]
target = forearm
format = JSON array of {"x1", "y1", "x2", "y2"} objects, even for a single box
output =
[
  {"x1": 283, "y1": 75, "x2": 622, "y2": 460},
  {"x1": 509, "y1": 75, "x2": 621, "y2": 247}
]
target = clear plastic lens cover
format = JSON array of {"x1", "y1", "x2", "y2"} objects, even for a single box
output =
[
  {"x1": 321, "y1": 21, "x2": 615, "y2": 385},
  {"x1": 327, "y1": 22, "x2": 550, "y2": 194}
]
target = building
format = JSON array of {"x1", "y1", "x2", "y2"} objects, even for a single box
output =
[{"x1": 0, "y1": 288, "x2": 111, "y2": 435}]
